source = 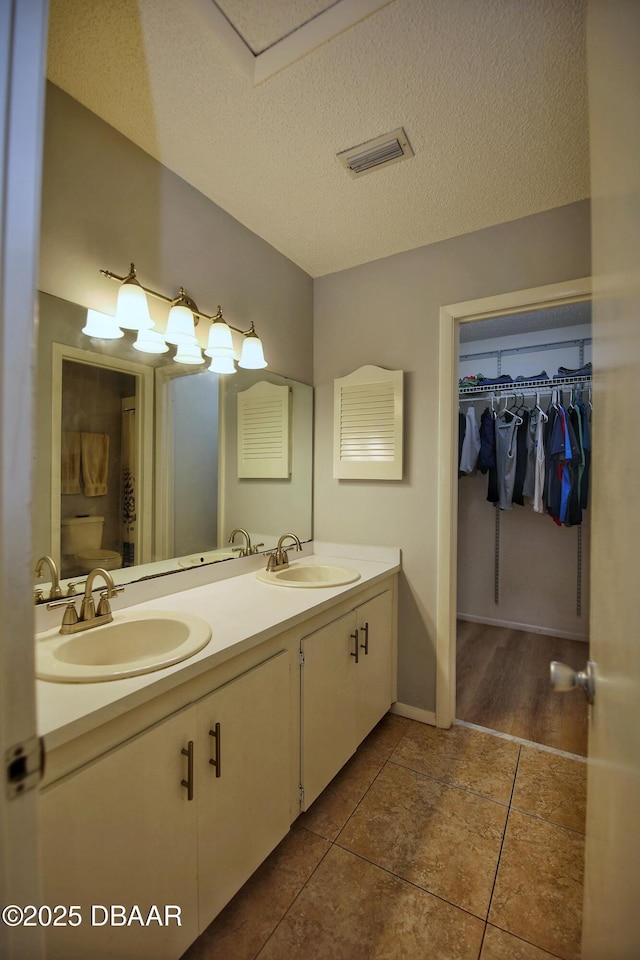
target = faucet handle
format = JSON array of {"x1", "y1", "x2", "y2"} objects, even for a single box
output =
[
  {"x1": 251, "y1": 543, "x2": 264, "y2": 554},
  {"x1": 61, "y1": 600, "x2": 79, "y2": 629},
  {"x1": 97, "y1": 592, "x2": 111, "y2": 617},
  {"x1": 66, "y1": 580, "x2": 86, "y2": 597}
]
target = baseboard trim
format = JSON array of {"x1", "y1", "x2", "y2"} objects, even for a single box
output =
[
  {"x1": 456, "y1": 613, "x2": 589, "y2": 643},
  {"x1": 390, "y1": 702, "x2": 436, "y2": 726}
]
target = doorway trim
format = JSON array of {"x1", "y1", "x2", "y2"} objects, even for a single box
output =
[
  {"x1": 435, "y1": 277, "x2": 592, "y2": 728},
  {"x1": 51, "y1": 343, "x2": 154, "y2": 571}
]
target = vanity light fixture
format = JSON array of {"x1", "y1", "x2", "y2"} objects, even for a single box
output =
[
  {"x1": 238, "y1": 323, "x2": 267, "y2": 369},
  {"x1": 164, "y1": 289, "x2": 198, "y2": 346},
  {"x1": 82, "y1": 308, "x2": 124, "y2": 340},
  {"x1": 208, "y1": 354, "x2": 237, "y2": 375},
  {"x1": 113, "y1": 264, "x2": 153, "y2": 330},
  {"x1": 174, "y1": 342, "x2": 205, "y2": 365},
  {"x1": 88, "y1": 263, "x2": 269, "y2": 372},
  {"x1": 205, "y1": 307, "x2": 235, "y2": 358},
  {"x1": 133, "y1": 327, "x2": 170, "y2": 355}
]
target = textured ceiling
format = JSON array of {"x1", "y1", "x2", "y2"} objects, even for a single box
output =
[
  {"x1": 459, "y1": 301, "x2": 592, "y2": 344},
  {"x1": 46, "y1": 0, "x2": 589, "y2": 278}
]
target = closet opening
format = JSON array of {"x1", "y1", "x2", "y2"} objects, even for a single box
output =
[{"x1": 454, "y1": 300, "x2": 591, "y2": 757}]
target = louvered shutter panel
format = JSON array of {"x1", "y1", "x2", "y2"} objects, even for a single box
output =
[
  {"x1": 237, "y1": 381, "x2": 291, "y2": 478},
  {"x1": 333, "y1": 366, "x2": 403, "y2": 479}
]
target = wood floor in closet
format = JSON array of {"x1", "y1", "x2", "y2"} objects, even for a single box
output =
[{"x1": 456, "y1": 620, "x2": 588, "y2": 757}]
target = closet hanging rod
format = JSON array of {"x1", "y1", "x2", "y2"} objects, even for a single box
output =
[{"x1": 458, "y1": 374, "x2": 592, "y2": 397}]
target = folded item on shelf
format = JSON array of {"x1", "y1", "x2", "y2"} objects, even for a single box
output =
[
  {"x1": 514, "y1": 371, "x2": 549, "y2": 382},
  {"x1": 553, "y1": 362, "x2": 592, "y2": 379},
  {"x1": 458, "y1": 373, "x2": 487, "y2": 389},
  {"x1": 473, "y1": 374, "x2": 513, "y2": 387}
]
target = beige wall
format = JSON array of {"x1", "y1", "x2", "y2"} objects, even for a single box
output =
[
  {"x1": 39, "y1": 83, "x2": 314, "y2": 385},
  {"x1": 314, "y1": 201, "x2": 591, "y2": 712}
]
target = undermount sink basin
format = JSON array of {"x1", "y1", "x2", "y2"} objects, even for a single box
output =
[
  {"x1": 256, "y1": 562, "x2": 361, "y2": 588},
  {"x1": 36, "y1": 610, "x2": 212, "y2": 683}
]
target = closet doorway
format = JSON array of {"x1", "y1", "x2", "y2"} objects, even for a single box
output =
[
  {"x1": 455, "y1": 303, "x2": 591, "y2": 756},
  {"x1": 436, "y1": 279, "x2": 592, "y2": 758}
]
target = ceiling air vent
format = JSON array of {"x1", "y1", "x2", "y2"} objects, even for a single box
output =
[{"x1": 337, "y1": 127, "x2": 414, "y2": 178}]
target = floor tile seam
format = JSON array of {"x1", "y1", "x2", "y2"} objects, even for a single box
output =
[
  {"x1": 485, "y1": 921, "x2": 570, "y2": 960},
  {"x1": 485, "y1": 745, "x2": 522, "y2": 926},
  {"x1": 455, "y1": 719, "x2": 587, "y2": 762},
  {"x1": 506, "y1": 804, "x2": 587, "y2": 838},
  {"x1": 330, "y1": 840, "x2": 490, "y2": 925},
  {"x1": 332, "y1": 756, "x2": 391, "y2": 845},
  {"x1": 251, "y1": 834, "x2": 335, "y2": 960},
  {"x1": 385, "y1": 757, "x2": 512, "y2": 808}
]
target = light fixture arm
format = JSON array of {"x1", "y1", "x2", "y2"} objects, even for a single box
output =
[{"x1": 100, "y1": 264, "x2": 257, "y2": 336}]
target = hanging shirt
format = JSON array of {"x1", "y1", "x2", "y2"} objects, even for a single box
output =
[
  {"x1": 522, "y1": 413, "x2": 537, "y2": 499},
  {"x1": 458, "y1": 411, "x2": 466, "y2": 478},
  {"x1": 512, "y1": 409, "x2": 529, "y2": 505},
  {"x1": 478, "y1": 407, "x2": 496, "y2": 473},
  {"x1": 495, "y1": 414, "x2": 519, "y2": 510},
  {"x1": 532, "y1": 413, "x2": 546, "y2": 514},
  {"x1": 577, "y1": 399, "x2": 591, "y2": 509},
  {"x1": 459, "y1": 406, "x2": 481, "y2": 475}
]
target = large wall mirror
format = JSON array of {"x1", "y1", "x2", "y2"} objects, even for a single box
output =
[{"x1": 34, "y1": 292, "x2": 313, "y2": 598}]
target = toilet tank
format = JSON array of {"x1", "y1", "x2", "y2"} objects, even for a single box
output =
[{"x1": 61, "y1": 516, "x2": 104, "y2": 555}]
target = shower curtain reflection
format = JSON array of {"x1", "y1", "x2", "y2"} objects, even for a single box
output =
[{"x1": 121, "y1": 398, "x2": 137, "y2": 567}]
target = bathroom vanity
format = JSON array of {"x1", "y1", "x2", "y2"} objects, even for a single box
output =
[{"x1": 36, "y1": 545, "x2": 399, "y2": 959}]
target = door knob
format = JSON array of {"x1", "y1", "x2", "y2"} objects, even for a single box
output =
[{"x1": 550, "y1": 660, "x2": 596, "y2": 704}]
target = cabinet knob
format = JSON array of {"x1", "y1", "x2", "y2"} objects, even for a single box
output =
[
  {"x1": 350, "y1": 629, "x2": 359, "y2": 664},
  {"x1": 181, "y1": 740, "x2": 194, "y2": 801},
  {"x1": 209, "y1": 722, "x2": 221, "y2": 778}
]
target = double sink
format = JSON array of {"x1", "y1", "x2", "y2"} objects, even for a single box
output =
[{"x1": 36, "y1": 560, "x2": 360, "y2": 683}]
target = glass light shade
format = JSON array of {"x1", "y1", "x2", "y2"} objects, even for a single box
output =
[
  {"x1": 82, "y1": 309, "x2": 124, "y2": 340},
  {"x1": 164, "y1": 303, "x2": 197, "y2": 345},
  {"x1": 238, "y1": 334, "x2": 267, "y2": 369},
  {"x1": 174, "y1": 343, "x2": 204, "y2": 365},
  {"x1": 133, "y1": 328, "x2": 169, "y2": 354},
  {"x1": 205, "y1": 319, "x2": 235, "y2": 358},
  {"x1": 115, "y1": 280, "x2": 153, "y2": 330},
  {"x1": 208, "y1": 355, "x2": 236, "y2": 375}
]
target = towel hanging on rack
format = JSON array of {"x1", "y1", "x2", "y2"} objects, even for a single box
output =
[
  {"x1": 81, "y1": 432, "x2": 109, "y2": 497},
  {"x1": 61, "y1": 431, "x2": 81, "y2": 495}
]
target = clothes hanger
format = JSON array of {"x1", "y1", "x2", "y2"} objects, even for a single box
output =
[
  {"x1": 534, "y1": 390, "x2": 549, "y2": 423},
  {"x1": 500, "y1": 393, "x2": 523, "y2": 426}
]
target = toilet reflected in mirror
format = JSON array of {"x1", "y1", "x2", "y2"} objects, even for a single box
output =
[{"x1": 60, "y1": 515, "x2": 122, "y2": 578}]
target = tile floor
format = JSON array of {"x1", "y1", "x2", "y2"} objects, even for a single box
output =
[{"x1": 182, "y1": 715, "x2": 586, "y2": 960}]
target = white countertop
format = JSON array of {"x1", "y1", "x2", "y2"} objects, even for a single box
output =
[{"x1": 37, "y1": 543, "x2": 400, "y2": 751}]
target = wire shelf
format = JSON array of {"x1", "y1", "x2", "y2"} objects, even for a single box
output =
[{"x1": 458, "y1": 374, "x2": 592, "y2": 397}]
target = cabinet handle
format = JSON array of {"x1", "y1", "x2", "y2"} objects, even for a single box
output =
[
  {"x1": 360, "y1": 622, "x2": 369, "y2": 655},
  {"x1": 209, "y1": 722, "x2": 221, "y2": 778},
  {"x1": 350, "y1": 629, "x2": 359, "y2": 664},
  {"x1": 181, "y1": 740, "x2": 194, "y2": 801}
]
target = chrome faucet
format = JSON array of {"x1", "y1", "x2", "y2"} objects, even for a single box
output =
[
  {"x1": 229, "y1": 528, "x2": 264, "y2": 557},
  {"x1": 54, "y1": 567, "x2": 123, "y2": 635},
  {"x1": 266, "y1": 533, "x2": 302, "y2": 572},
  {"x1": 34, "y1": 555, "x2": 63, "y2": 601}
]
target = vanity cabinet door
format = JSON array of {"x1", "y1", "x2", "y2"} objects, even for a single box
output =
[
  {"x1": 39, "y1": 707, "x2": 199, "y2": 960},
  {"x1": 300, "y1": 611, "x2": 358, "y2": 809},
  {"x1": 354, "y1": 589, "x2": 394, "y2": 744},
  {"x1": 196, "y1": 650, "x2": 291, "y2": 931}
]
